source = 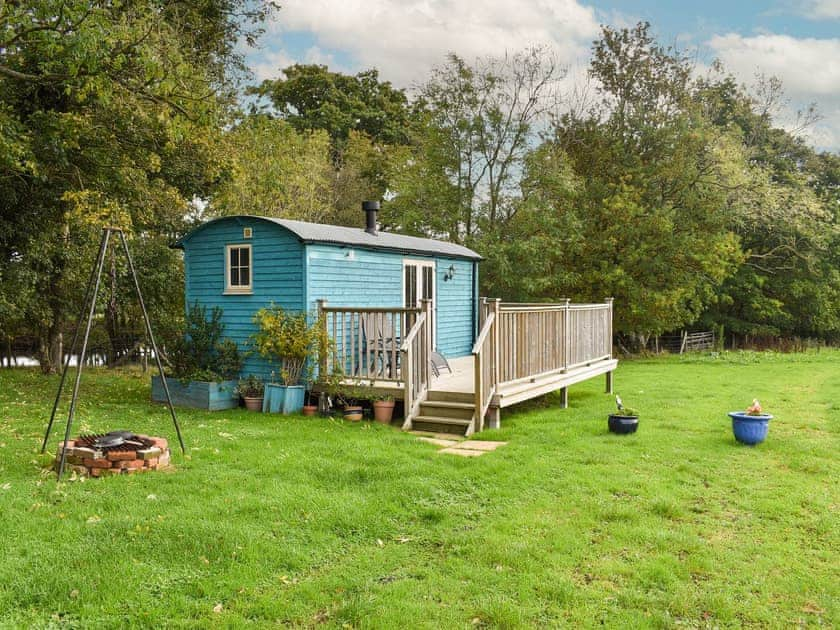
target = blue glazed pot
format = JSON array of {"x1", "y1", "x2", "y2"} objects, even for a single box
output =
[
  {"x1": 263, "y1": 383, "x2": 286, "y2": 413},
  {"x1": 728, "y1": 412, "x2": 773, "y2": 445},
  {"x1": 262, "y1": 384, "x2": 305, "y2": 414}
]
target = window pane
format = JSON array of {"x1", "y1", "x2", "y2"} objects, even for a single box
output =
[
  {"x1": 231, "y1": 267, "x2": 240, "y2": 286},
  {"x1": 423, "y1": 267, "x2": 433, "y2": 299},
  {"x1": 231, "y1": 248, "x2": 239, "y2": 266},
  {"x1": 240, "y1": 247, "x2": 249, "y2": 266},
  {"x1": 240, "y1": 268, "x2": 249, "y2": 287}
]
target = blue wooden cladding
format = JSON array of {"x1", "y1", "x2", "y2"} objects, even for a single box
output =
[
  {"x1": 174, "y1": 215, "x2": 482, "y2": 382},
  {"x1": 151, "y1": 375, "x2": 239, "y2": 411}
]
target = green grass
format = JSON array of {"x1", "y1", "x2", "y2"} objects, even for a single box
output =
[{"x1": 0, "y1": 351, "x2": 837, "y2": 628}]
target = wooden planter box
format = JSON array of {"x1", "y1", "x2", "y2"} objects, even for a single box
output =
[{"x1": 151, "y1": 375, "x2": 239, "y2": 411}]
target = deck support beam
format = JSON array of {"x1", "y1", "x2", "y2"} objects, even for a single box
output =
[
  {"x1": 559, "y1": 387, "x2": 568, "y2": 409},
  {"x1": 605, "y1": 371, "x2": 613, "y2": 394}
]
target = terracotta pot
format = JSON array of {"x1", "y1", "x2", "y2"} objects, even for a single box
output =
[
  {"x1": 343, "y1": 405, "x2": 364, "y2": 422},
  {"x1": 243, "y1": 396, "x2": 263, "y2": 412},
  {"x1": 373, "y1": 400, "x2": 395, "y2": 424},
  {"x1": 302, "y1": 404, "x2": 318, "y2": 417}
]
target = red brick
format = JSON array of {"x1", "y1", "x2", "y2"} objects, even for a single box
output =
[
  {"x1": 89, "y1": 467, "x2": 104, "y2": 477},
  {"x1": 124, "y1": 459, "x2": 144, "y2": 470},
  {"x1": 58, "y1": 440, "x2": 75, "y2": 450},
  {"x1": 151, "y1": 438, "x2": 168, "y2": 450},
  {"x1": 106, "y1": 450, "x2": 136, "y2": 462},
  {"x1": 83, "y1": 458, "x2": 112, "y2": 469}
]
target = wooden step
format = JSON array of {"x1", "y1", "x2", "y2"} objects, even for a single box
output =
[
  {"x1": 426, "y1": 390, "x2": 474, "y2": 404},
  {"x1": 418, "y1": 400, "x2": 475, "y2": 420},
  {"x1": 411, "y1": 415, "x2": 472, "y2": 435}
]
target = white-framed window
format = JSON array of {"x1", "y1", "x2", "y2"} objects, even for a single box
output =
[{"x1": 225, "y1": 244, "x2": 252, "y2": 294}]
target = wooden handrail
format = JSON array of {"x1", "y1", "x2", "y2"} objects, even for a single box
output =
[
  {"x1": 321, "y1": 306, "x2": 421, "y2": 314},
  {"x1": 400, "y1": 312, "x2": 426, "y2": 352},
  {"x1": 471, "y1": 312, "x2": 495, "y2": 354}
]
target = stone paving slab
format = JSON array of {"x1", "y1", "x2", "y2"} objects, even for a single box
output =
[{"x1": 456, "y1": 440, "x2": 505, "y2": 452}]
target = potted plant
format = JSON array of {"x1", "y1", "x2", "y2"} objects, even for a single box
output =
[
  {"x1": 608, "y1": 395, "x2": 639, "y2": 434},
  {"x1": 728, "y1": 399, "x2": 773, "y2": 445},
  {"x1": 236, "y1": 375, "x2": 264, "y2": 411},
  {"x1": 372, "y1": 394, "x2": 395, "y2": 424},
  {"x1": 302, "y1": 386, "x2": 319, "y2": 416},
  {"x1": 334, "y1": 380, "x2": 367, "y2": 422},
  {"x1": 152, "y1": 303, "x2": 243, "y2": 410},
  {"x1": 251, "y1": 306, "x2": 322, "y2": 415}
]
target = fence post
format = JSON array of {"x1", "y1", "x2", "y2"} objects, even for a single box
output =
[
  {"x1": 605, "y1": 297, "x2": 614, "y2": 360},
  {"x1": 492, "y1": 298, "x2": 501, "y2": 388}
]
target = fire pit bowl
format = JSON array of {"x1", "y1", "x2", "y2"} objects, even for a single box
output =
[{"x1": 55, "y1": 432, "x2": 171, "y2": 478}]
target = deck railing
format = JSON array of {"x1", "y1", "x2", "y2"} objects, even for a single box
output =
[
  {"x1": 316, "y1": 301, "x2": 420, "y2": 382},
  {"x1": 481, "y1": 297, "x2": 614, "y2": 389},
  {"x1": 472, "y1": 310, "x2": 497, "y2": 433},
  {"x1": 400, "y1": 303, "x2": 432, "y2": 428}
]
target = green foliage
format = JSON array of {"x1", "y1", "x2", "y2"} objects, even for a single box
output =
[
  {"x1": 250, "y1": 306, "x2": 325, "y2": 386},
  {"x1": 0, "y1": 0, "x2": 275, "y2": 372},
  {"x1": 250, "y1": 64, "x2": 413, "y2": 151},
  {"x1": 236, "y1": 374, "x2": 264, "y2": 398},
  {"x1": 168, "y1": 303, "x2": 241, "y2": 381}
]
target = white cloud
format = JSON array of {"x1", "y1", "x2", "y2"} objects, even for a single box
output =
[
  {"x1": 796, "y1": 0, "x2": 840, "y2": 19},
  {"x1": 708, "y1": 32, "x2": 840, "y2": 150},
  {"x1": 264, "y1": 0, "x2": 601, "y2": 87}
]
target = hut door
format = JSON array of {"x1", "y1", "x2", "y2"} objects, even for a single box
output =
[{"x1": 403, "y1": 260, "x2": 435, "y2": 347}]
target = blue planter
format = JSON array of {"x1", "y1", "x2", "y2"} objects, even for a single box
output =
[
  {"x1": 728, "y1": 412, "x2": 772, "y2": 445},
  {"x1": 262, "y1": 384, "x2": 305, "y2": 414},
  {"x1": 151, "y1": 376, "x2": 238, "y2": 411}
]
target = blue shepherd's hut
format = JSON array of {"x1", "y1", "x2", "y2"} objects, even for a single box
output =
[{"x1": 173, "y1": 203, "x2": 482, "y2": 380}]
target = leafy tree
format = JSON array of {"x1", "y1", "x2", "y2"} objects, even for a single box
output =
[
  {"x1": 250, "y1": 64, "x2": 413, "y2": 151},
  {"x1": 527, "y1": 23, "x2": 743, "y2": 341},
  {"x1": 386, "y1": 49, "x2": 563, "y2": 242},
  {"x1": 0, "y1": 0, "x2": 273, "y2": 372}
]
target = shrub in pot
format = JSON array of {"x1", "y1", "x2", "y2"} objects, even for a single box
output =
[
  {"x1": 236, "y1": 375, "x2": 265, "y2": 411},
  {"x1": 251, "y1": 306, "x2": 325, "y2": 415}
]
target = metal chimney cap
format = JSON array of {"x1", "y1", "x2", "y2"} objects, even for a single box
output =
[{"x1": 362, "y1": 200, "x2": 380, "y2": 211}]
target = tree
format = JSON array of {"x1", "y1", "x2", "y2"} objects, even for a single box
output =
[
  {"x1": 534, "y1": 23, "x2": 743, "y2": 340},
  {"x1": 0, "y1": 0, "x2": 273, "y2": 372},
  {"x1": 250, "y1": 64, "x2": 413, "y2": 151},
  {"x1": 386, "y1": 49, "x2": 563, "y2": 243}
]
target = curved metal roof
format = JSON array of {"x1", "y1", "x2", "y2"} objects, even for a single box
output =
[{"x1": 173, "y1": 215, "x2": 483, "y2": 261}]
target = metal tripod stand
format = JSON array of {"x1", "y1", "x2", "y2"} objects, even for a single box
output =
[{"x1": 41, "y1": 227, "x2": 185, "y2": 480}]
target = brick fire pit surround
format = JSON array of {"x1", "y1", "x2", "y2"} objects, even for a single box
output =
[{"x1": 54, "y1": 433, "x2": 171, "y2": 478}]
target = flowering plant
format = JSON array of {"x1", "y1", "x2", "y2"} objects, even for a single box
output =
[{"x1": 745, "y1": 399, "x2": 767, "y2": 416}]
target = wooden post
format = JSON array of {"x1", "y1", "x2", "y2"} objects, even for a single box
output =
[
  {"x1": 492, "y1": 298, "x2": 501, "y2": 389},
  {"x1": 560, "y1": 386, "x2": 568, "y2": 409},
  {"x1": 473, "y1": 348, "x2": 482, "y2": 433},
  {"x1": 605, "y1": 297, "x2": 614, "y2": 359},
  {"x1": 606, "y1": 371, "x2": 613, "y2": 394}
]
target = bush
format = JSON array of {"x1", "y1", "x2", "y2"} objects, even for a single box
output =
[
  {"x1": 167, "y1": 302, "x2": 242, "y2": 380},
  {"x1": 250, "y1": 306, "x2": 327, "y2": 386}
]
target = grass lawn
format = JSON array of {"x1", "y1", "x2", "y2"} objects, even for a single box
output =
[{"x1": 0, "y1": 351, "x2": 837, "y2": 628}]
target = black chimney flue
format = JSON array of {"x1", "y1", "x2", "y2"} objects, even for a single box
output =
[{"x1": 362, "y1": 200, "x2": 379, "y2": 235}]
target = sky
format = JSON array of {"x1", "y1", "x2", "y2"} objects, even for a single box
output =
[{"x1": 244, "y1": 0, "x2": 840, "y2": 151}]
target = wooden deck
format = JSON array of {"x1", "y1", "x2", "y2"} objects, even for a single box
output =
[
  {"x1": 317, "y1": 298, "x2": 617, "y2": 435},
  {"x1": 346, "y1": 355, "x2": 617, "y2": 406}
]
